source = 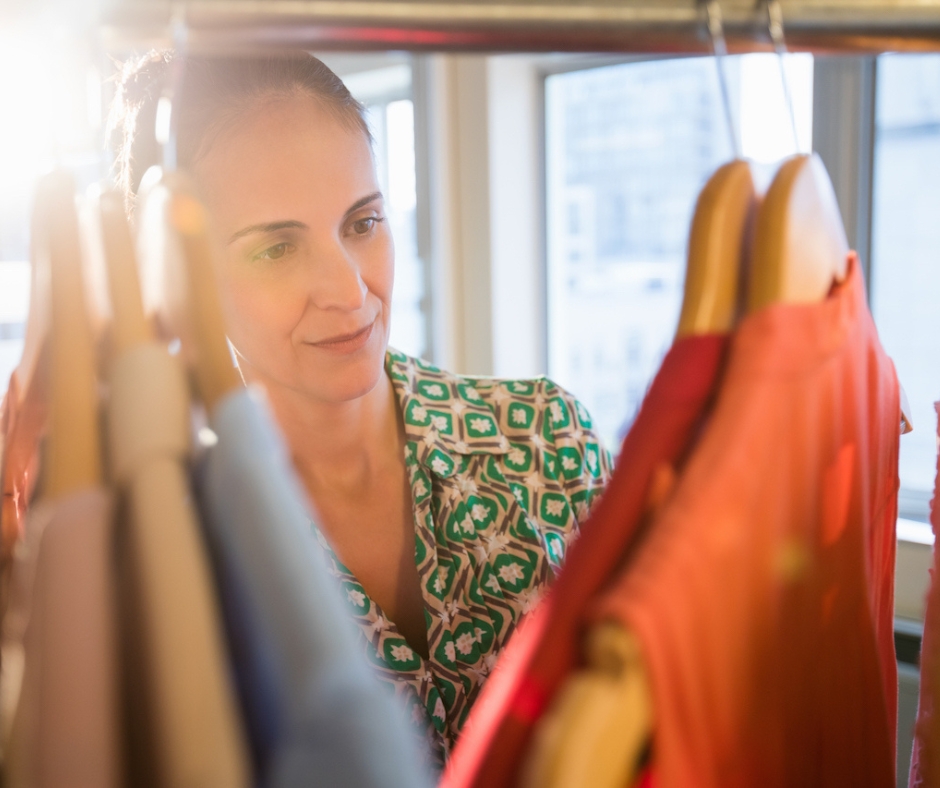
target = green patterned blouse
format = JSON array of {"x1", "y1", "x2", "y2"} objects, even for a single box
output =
[{"x1": 313, "y1": 349, "x2": 613, "y2": 767}]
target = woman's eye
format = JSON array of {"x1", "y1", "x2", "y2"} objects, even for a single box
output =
[
  {"x1": 254, "y1": 242, "x2": 293, "y2": 261},
  {"x1": 351, "y1": 216, "x2": 384, "y2": 236}
]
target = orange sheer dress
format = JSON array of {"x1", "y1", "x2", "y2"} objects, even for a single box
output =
[{"x1": 593, "y1": 256, "x2": 899, "y2": 788}]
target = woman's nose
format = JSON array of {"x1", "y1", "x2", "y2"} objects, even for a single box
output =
[{"x1": 307, "y1": 244, "x2": 368, "y2": 312}]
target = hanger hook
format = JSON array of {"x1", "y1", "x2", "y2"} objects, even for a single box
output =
[
  {"x1": 701, "y1": 0, "x2": 742, "y2": 160},
  {"x1": 762, "y1": 0, "x2": 801, "y2": 153},
  {"x1": 155, "y1": 6, "x2": 189, "y2": 170}
]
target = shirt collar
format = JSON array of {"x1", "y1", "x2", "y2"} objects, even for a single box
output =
[{"x1": 385, "y1": 349, "x2": 509, "y2": 477}]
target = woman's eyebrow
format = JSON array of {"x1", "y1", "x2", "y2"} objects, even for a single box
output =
[
  {"x1": 226, "y1": 193, "x2": 383, "y2": 245},
  {"x1": 344, "y1": 191, "x2": 383, "y2": 218},
  {"x1": 227, "y1": 220, "x2": 308, "y2": 245}
]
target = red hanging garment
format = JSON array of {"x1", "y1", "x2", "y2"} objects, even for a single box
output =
[
  {"x1": 592, "y1": 256, "x2": 898, "y2": 788},
  {"x1": 909, "y1": 401, "x2": 940, "y2": 787},
  {"x1": 0, "y1": 369, "x2": 46, "y2": 563},
  {"x1": 442, "y1": 334, "x2": 728, "y2": 788}
]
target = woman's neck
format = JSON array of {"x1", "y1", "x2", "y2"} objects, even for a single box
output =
[{"x1": 253, "y1": 366, "x2": 403, "y2": 495}]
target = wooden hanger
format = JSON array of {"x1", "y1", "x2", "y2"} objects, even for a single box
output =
[
  {"x1": 520, "y1": 160, "x2": 759, "y2": 788},
  {"x1": 38, "y1": 172, "x2": 102, "y2": 498},
  {"x1": 520, "y1": 623, "x2": 652, "y2": 788},
  {"x1": 677, "y1": 159, "x2": 758, "y2": 337},
  {"x1": 135, "y1": 168, "x2": 241, "y2": 415},
  {"x1": 98, "y1": 191, "x2": 153, "y2": 354},
  {"x1": 748, "y1": 153, "x2": 849, "y2": 313},
  {"x1": 746, "y1": 154, "x2": 917, "y2": 433}
]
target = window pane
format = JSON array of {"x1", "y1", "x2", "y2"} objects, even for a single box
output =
[
  {"x1": 353, "y1": 67, "x2": 427, "y2": 361},
  {"x1": 0, "y1": 36, "x2": 103, "y2": 388},
  {"x1": 871, "y1": 54, "x2": 940, "y2": 507},
  {"x1": 0, "y1": 262, "x2": 30, "y2": 387},
  {"x1": 385, "y1": 99, "x2": 426, "y2": 359},
  {"x1": 546, "y1": 54, "x2": 813, "y2": 449}
]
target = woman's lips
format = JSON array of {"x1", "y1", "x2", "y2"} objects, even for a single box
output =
[{"x1": 307, "y1": 320, "x2": 375, "y2": 354}]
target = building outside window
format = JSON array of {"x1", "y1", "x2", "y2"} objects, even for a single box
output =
[
  {"x1": 545, "y1": 53, "x2": 813, "y2": 450},
  {"x1": 871, "y1": 53, "x2": 940, "y2": 525}
]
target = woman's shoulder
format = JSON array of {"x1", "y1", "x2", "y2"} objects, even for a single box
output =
[
  {"x1": 387, "y1": 348, "x2": 612, "y2": 531},
  {"x1": 386, "y1": 348, "x2": 600, "y2": 443}
]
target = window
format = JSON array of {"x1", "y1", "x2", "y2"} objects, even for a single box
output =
[
  {"x1": 545, "y1": 54, "x2": 813, "y2": 449},
  {"x1": 341, "y1": 60, "x2": 428, "y2": 360},
  {"x1": 0, "y1": 262, "x2": 29, "y2": 387},
  {"x1": 0, "y1": 35, "x2": 104, "y2": 387},
  {"x1": 871, "y1": 53, "x2": 940, "y2": 523}
]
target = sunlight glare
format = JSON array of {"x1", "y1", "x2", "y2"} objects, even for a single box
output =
[{"x1": 0, "y1": 31, "x2": 90, "y2": 185}]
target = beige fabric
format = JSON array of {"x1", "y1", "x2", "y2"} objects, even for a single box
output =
[
  {"x1": 107, "y1": 343, "x2": 190, "y2": 484},
  {"x1": 108, "y1": 341, "x2": 249, "y2": 788},
  {"x1": 7, "y1": 488, "x2": 121, "y2": 788}
]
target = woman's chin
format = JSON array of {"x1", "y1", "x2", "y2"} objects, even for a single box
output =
[
  {"x1": 318, "y1": 377, "x2": 382, "y2": 403},
  {"x1": 238, "y1": 336, "x2": 388, "y2": 405},
  {"x1": 301, "y1": 355, "x2": 386, "y2": 403}
]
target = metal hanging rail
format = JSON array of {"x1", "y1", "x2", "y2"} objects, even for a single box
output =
[{"x1": 101, "y1": 0, "x2": 940, "y2": 54}]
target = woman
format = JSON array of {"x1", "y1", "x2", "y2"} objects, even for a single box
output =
[{"x1": 110, "y1": 51, "x2": 612, "y2": 766}]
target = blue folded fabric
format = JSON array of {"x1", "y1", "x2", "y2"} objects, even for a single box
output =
[{"x1": 195, "y1": 386, "x2": 430, "y2": 788}]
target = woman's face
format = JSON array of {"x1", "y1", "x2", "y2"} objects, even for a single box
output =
[{"x1": 193, "y1": 94, "x2": 393, "y2": 404}]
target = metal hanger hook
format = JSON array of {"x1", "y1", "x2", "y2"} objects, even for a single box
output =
[
  {"x1": 701, "y1": 0, "x2": 742, "y2": 160},
  {"x1": 762, "y1": 0, "x2": 801, "y2": 153}
]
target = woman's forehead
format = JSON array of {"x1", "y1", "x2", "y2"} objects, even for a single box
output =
[{"x1": 193, "y1": 95, "x2": 378, "y2": 228}]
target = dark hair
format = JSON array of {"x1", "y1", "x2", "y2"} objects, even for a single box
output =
[{"x1": 108, "y1": 51, "x2": 371, "y2": 210}]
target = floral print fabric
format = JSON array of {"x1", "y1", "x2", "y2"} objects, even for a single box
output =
[{"x1": 314, "y1": 350, "x2": 612, "y2": 766}]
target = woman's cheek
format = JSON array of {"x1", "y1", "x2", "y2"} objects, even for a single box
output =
[
  {"x1": 219, "y1": 264, "x2": 300, "y2": 362},
  {"x1": 363, "y1": 230, "x2": 395, "y2": 309}
]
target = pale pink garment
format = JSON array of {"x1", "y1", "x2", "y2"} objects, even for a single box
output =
[{"x1": 8, "y1": 488, "x2": 121, "y2": 788}]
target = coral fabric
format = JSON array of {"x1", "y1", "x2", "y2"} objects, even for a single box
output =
[
  {"x1": 442, "y1": 334, "x2": 728, "y2": 788},
  {"x1": 0, "y1": 369, "x2": 48, "y2": 743},
  {"x1": 635, "y1": 767, "x2": 654, "y2": 788},
  {"x1": 0, "y1": 369, "x2": 46, "y2": 563},
  {"x1": 909, "y1": 401, "x2": 940, "y2": 788},
  {"x1": 594, "y1": 255, "x2": 899, "y2": 788}
]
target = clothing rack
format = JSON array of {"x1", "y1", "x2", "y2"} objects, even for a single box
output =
[{"x1": 101, "y1": 0, "x2": 940, "y2": 54}]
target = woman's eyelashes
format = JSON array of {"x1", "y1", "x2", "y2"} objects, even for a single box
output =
[
  {"x1": 347, "y1": 214, "x2": 386, "y2": 238},
  {"x1": 252, "y1": 241, "x2": 296, "y2": 262},
  {"x1": 246, "y1": 213, "x2": 385, "y2": 261}
]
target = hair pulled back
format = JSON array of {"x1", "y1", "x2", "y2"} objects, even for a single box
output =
[{"x1": 108, "y1": 51, "x2": 371, "y2": 210}]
